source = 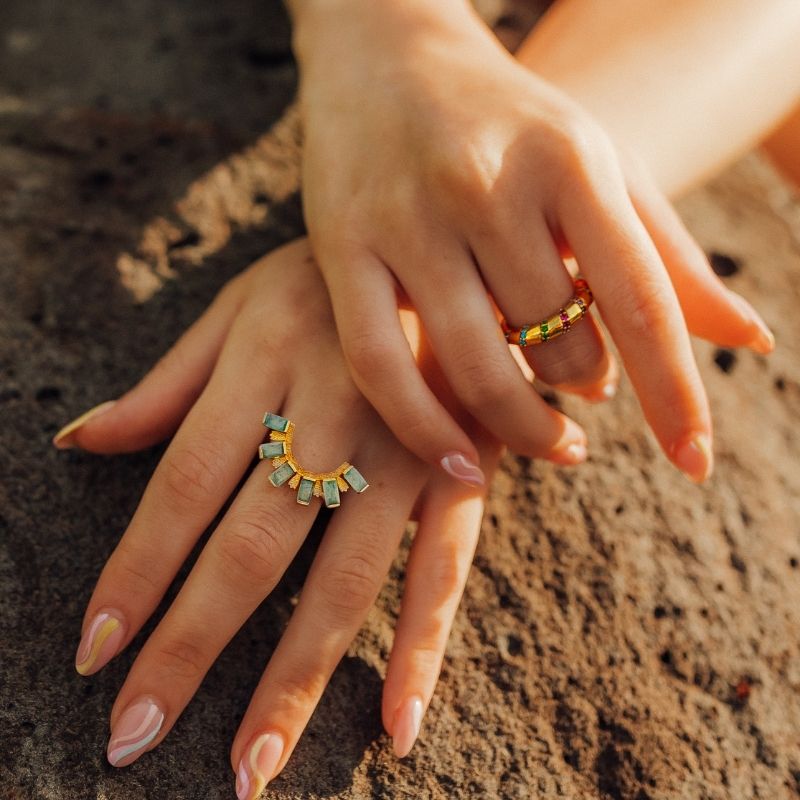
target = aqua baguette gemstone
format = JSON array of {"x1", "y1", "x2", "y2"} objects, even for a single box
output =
[
  {"x1": 322, "y1": 478, "x2": 341, "y2": 508},
  {"x1": 343, "y1": 466, "x2": 369, "y2": 493},
  {"x1": 296, "y1": 477, "x2": 315, "y2": 506},
  {"x1": 268, "y1": 462, "x2": 295, "y2": 487},
  {"x1": 262, "y1": 412, "x2": 290, "y2": 432},
  {"x1": 258, "y1": 441, "x2": 286, "y2": 460}
]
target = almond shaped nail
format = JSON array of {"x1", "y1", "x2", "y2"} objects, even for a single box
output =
[
  {"x1": 75, "y1": 609, "x2": 126, "y2": 676},
  {"x1": 53, "y1": 400, "x2": 117, "y2": 449},
  {"x1": 107, "y1": 696, "x2": 165, "y2": 768},
  {"x1": 439, "y1": 452, "x2": 485, "y2": 487},
  {"x1": 672, "y1": 433, "x2": 714, "y2": 483},
  {"x1": 235, "y1": 732, "x2": 285, "y2": 800},
  {"x1": 392, "y1": 696, "x2": 424, "y2": 758}
]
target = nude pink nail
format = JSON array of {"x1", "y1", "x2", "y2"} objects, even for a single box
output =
[
  {"x1": 439, "y1": 452, "x2": 485, "y2": 487},
  {"x1": 672, "y1": 433, "x2": 714, "y2": 483},
  {"x1": 107, "y1": 696, "x2": 165, "y2": 768},
  {"x1": 235, "y1": 732, "x2": 285, "y2": 800},
  {"x1": 75, "y1": 609, "x2": 126, "y2": 676},
  {"x1": 392, "y1": 695, "x2": 424, "y2": 758}
]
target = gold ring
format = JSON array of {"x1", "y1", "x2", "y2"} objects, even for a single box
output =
[
  {"x1": 501, "y1": 278, "x2": 594, "y2": 347},
  {"x1": 258, "y1": 413, "x2": 369, "y2": 508}
]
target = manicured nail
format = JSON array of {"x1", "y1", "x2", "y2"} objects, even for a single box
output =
[
  {"x1": 75, "y1": 609, "x2": 126, "y2": 676},
  {"x1": 672, "y1": 433, "x2": 713, "y2": 483},
  {"x1": 552, "y1": 440, "x2": 588, "y2": 465},
  {"x1": 53, "y1": 400, "x2": 116, "y2": 449},
  {"x1": 235, "y1": 732, "x2": 285, "y2": 800},
  {"x1": 727, "y1": 292, "x2": 775, "y2": 355},
  {"x1": 601, "y1": 381, "x2": 617, "y2": 399},
  {"x1": 107, "y1": 696, "x2": 165, "y2": 768},
  {"x1": 392, "y1": 695, "x2": 424, "y2": 758},
  {"x1": 440, "y1": 452, "x2": 485, "y2": 487}
]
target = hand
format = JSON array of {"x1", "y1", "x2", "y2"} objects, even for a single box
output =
[
  {"x1": 57, "y1": 240, "x2": 501, "y2": 795},
  {"x1": 292, "y1": 0, "x2": 774, "y2": 483}
]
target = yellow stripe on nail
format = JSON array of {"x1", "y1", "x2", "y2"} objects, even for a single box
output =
[
  {"x1": 53, "y1": 400, "x2": 117, "y2": 449},
  {"x1": 76, "y1": 617, "x2": 120, "y2": 675}
]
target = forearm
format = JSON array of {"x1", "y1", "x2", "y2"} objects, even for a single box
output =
[{"x1": 517, "y1": 0, "x2": 800, "y2": 196}]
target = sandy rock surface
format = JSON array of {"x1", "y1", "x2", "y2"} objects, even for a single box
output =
[{"x1": 1, "y1": 1, "x2": 799, "y2": 798}]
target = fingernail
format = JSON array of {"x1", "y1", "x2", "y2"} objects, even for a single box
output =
[
  {"x1": 602, "y1": 381, "x2": 617, "y2": 399},
  {"x1": 728, "y1": 292, "x2": 775, "y2": 355},
  {"x1": 75, "y1": 609, "x2": 126, "y2": 676},
  {"x1": 53, "y1": 400, "x2": 116, "y2": 449},
  {"x1": 107, "y1": 696, "x2": 165, "y2": 768},
  {"x1": 440, "y1": 452, "x2": 485, "y2": 487},
  {"x1": 392, "y1": 695, "x2": 424, "y2": 758},
  {"x1": 672, "y1": 433, "x2": 713, "y2": 483},
  {"x1": 552, "y1": 440, "x2": 588, "y2": 465},
  {"x1": 235, "y1": 732, "x2": 285, "y2": 800}
]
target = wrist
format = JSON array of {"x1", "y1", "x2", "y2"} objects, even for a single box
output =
[{"x1": 288, "y1": 0, "x2": 479, "y2": 68}]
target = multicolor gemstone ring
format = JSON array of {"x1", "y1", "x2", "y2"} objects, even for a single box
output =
[
  {"x1": 501, "y1": 278, "x2": 594, "y2": 348},
  {"x1": 259, "y1": 412, "x2": 369, "y2": 509}
]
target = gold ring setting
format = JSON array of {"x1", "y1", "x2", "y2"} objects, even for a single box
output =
[
  {"x1": 501, "y1": 278, "x2": 594, "y2": 347},
  {"x1": 259, "y1": 412, "x2": 369, "y2": 509}
]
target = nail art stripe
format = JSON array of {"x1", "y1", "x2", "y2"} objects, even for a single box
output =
[
  {"x1": 107, "y1": 702, "x2": 165, "y2": 766},
  {"x1": 76, "y1": 614, "x2": 121, "y2": 675},
  {"x1": 236, "y1": 732, "x2": 284, "y2": 800}
]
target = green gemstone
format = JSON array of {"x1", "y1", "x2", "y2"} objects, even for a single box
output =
[
  {"x1": 258, "y1": 441, "x2": 285, "y2": 460},
  {"x1": 296, "y1": 477, "x2": 315, "y2": 506},
  {"x1": 322, "y1": 478, "x2": 341, "y2": 508},
  {"x1": 262, "y1": 412, "x2": 289, "y2": 432},
  {"x1": 268, "y1": 462, "x2": 295, "y2": 487},
  {"x1": 343, "y1": 466, "x2": 369, "y2": 493}
]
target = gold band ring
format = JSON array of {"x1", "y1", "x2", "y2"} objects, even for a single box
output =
[
  {"x1": 259, "y1": 412, "x2": 369, "y2": 508},
  {"x1": 501, "y1": 278, "x2": 594, "y2": 347}
]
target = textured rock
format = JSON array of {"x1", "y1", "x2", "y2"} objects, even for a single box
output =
[{"x1": 1, "y1": 2, "x2": 799, "y2": 799}]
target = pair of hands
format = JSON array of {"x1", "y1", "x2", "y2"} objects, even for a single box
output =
[{"x1": 59, "y1": 1, "x2": 775, "y2": 796}]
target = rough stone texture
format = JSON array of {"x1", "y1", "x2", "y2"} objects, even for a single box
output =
[{"x1": 1, "y1": 2, "x2": 799, "y2": 799}]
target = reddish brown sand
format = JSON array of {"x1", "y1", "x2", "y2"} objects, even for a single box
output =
[{"x1": 1, "y1": 2, "x2": 799, "y2": 799}]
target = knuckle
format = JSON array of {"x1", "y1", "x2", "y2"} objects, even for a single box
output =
[
  {"x1": 318, "y1": 551, "x2": 383, "y2": 620},
  {"x1": 344, "y1": 327, "x2": 398, "y2": 386},
  {"x1": 113, "y1": 542, "x2": 163, "y2": 595},
  {"x1": 269, "y1": 670, "x2": 324, "y2": 715},
  {"x1": 622, "y1": 276, "x2": 672, "y2": 344},
  {"x1": 217, "y1": 509, "x2": 292, "y2": 588},
  {"x1": 154, "y1": 638, "x2": 207, "y2": 682},
  {"x1": 160, "y1": 441, "x2": 226, "y2": 509},
  {"x1": 450, "y1": 348, "x2": 512, "y2": 411}
]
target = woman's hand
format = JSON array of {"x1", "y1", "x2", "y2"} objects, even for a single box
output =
[
  {"x1": 290, "y1": 0, "x2": 774, "y2": 483},
  {"x1": 57, "y1": 240, "x2": 501, "y2": 796}
]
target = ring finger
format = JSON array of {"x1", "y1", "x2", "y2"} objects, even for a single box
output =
[
  {"x1": 472, "y1": 216, "x2": 617, "y2": 401},
  {"x1": 230, "y1": 435, "x2": 427, "y2": 799}
]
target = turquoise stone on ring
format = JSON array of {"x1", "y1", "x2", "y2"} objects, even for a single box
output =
[
  {"x1": 296, "y1": 477, "x2": 315, "y2": 506},
  {"x1": 322, "y1": 478, "x2": 341, "y2": 508},
  {"x1": 268, "y1": 462, "x2": 296, "y2": 487},
  {"x1": 343, "y1": 466, "x2": 369, "y2": 493},
  {"x1": 258, "y1": 441, "x2": 286, "y2": 460},
  {"x1": 263, "y1": 412, "x2": 290, "y2": 432}
]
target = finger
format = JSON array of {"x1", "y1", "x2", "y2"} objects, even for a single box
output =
[
  {"x1": 321, "y1": 246, "x2": 487, "y2": 487},
  {"x1": 471, "y1": 216, "x2": 618, "y2": 401},
  {"x1": 230, "y1": 443, "x2": 427, "y2": 798},
  {"x1": 629, "y1": 166, "x2": 775, "y2": 354},
  {"x1": 401, "y1": 241, "x2": 589, "y2": 464},
  {"x1": 54, "y1": 272, "x2": 247, "y2": 453},
  {"x1": 104, "y1": 400, "x2": 360, "y2": 766},
  {"x1": 560, "y1": 174, "x2": 713, "y2": 482},
  {"x1": 382, "y1": 429, "x2": 502, "y2": 757},
  {"x1": 74, "y1": 314, "x2": 287, "y2": 676}
]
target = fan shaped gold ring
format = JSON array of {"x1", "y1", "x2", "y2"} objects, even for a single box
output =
[{"x1": 258, "y1": 412, "x2": 369, "y2": 509}]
